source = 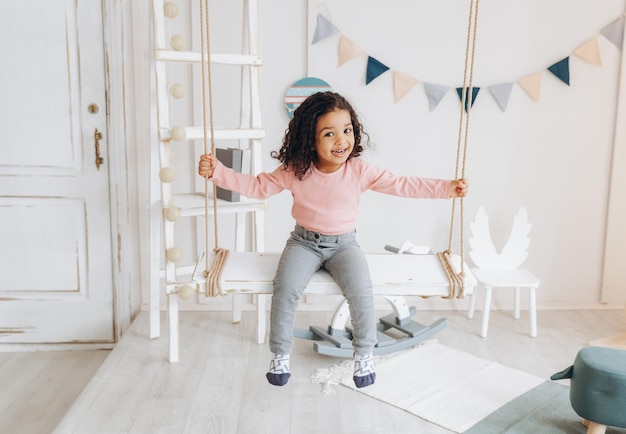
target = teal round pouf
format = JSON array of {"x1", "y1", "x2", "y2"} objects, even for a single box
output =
[{"x1": 552, "y1": 346, "x2": 626, "y2": 430}]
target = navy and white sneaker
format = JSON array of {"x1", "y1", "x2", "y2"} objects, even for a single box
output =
[
  {"x1": 353, "y1": 353, "x2": 376, "y2": 388},
  {"x1": 266, "y1": 354, "x2": 291, "y2": 386}
]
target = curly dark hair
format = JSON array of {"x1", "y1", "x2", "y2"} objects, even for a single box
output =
[{"x1": 271, "y1": 91, "x2": 369, "y2": 180}]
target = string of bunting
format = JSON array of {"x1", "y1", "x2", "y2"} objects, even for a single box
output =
[{"x1": 311, "y1": 11, "x2": 624, "y2": 111}]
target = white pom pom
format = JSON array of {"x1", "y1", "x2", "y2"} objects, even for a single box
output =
[
  {"x1": 159, "y1": 167, "x2": 175, "y2": 183},
  {"x1": 170, "y1": 83, "x2": 185, "y2": 99},
  {"x1": 166, "y1": 246, "x2": 183, "y2": 263},
  {"x1": 169, "y1": 126, "x2": 186, "y2": 141},
  {"x1": 164, "y1": 205, "x2": 181, "y2": 221},
  {"x1": 177, "y1": 285, "x2": 195, "y2": 301},
  {"x1": 163, "y1": 2, "x2": 179, "y2": 18},
  {"x1": 170, "y1": 34, "x2": 185, "y2": 51}
]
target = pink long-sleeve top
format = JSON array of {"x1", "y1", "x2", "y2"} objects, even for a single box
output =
[{"x1": 210, "y1": 157, "x2": 451, "y2": 235}]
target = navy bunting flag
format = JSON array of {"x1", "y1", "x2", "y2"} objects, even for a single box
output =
[
  {"x1": 366, "y1": 56, "x2": 390, "y2": 85},
  {"x1": 456, "y1": 87, "x2": 480, "y2": 112},
  {"x1": 548, "y1": 57, "x2": 570, "y2": 86}
]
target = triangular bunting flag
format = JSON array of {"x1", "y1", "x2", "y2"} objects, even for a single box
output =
[
  {"x1": 601, "y1": 16, "x2": 624, "y2": 50},
  {"x1": 424, "y1": 83, "x2": 449, "y2": 111},
  {"x1": 574, "y1": 37, "x2": 602, "y2": 66},
  {"x1": 456, "y1": 87, "x2": 480, "y2": 112},
  {"x1": 393, "y1": 71, "x2": 419, "y2": 102},
  {"x1": 366, "y1": 56, "x2": 390, "y2": 85},
  {"x1": 489, "y1": 82, "x2": 514, "y2": 112},
  {"x1": 338, "y1": 36, "x2": 364, "y2": 66},
  {"x1": 517, "y1": 72, "x2": 543, "y2": 102},
  {"x1": 548, "y1": 57, "x2": 570, "y2": 86},
  {"x1": 311, "y1": 14, "x2": 340, "y2": 44}
]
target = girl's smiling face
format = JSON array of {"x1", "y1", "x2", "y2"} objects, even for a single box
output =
[{"x1": 313, "y1": 109, "x2": 355, "y2": 173}]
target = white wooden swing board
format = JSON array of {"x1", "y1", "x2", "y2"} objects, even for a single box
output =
[
  {"x1": 204, "y1": 252, "x2": 476, "y2": 297},
  {"x1": 162, "y1": 252, "x2": 476, "y2": 362}
]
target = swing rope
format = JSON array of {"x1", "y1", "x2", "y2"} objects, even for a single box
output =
[
  {"x1": 439, "y1": 0, "x2": 480, "y2": 299},
  {"x1": 200, "y1": 0, "x2": 229, "y2": 297},
  {"x1": 195, "y1": 0, "x2": 477, "y2": 298}
]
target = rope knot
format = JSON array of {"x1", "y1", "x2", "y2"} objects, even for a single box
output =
[{"x1": 204, "y1": 248, "x2": 230, "y2": 297}]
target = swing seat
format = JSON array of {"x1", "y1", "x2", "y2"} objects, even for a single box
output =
[
  {"x1": 162, "y1": 251, "x2": 477, "y2": 362},
  {"x1": 209, "y1": 252, "x2": 473, "y2": 296}
]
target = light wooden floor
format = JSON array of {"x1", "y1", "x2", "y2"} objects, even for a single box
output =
[
  {"x1": 0, "y1": 347, "x2": 109, "y2": 434},
  {"x1": 2, "y1": 307, "x2": 625, "y2": 434}
]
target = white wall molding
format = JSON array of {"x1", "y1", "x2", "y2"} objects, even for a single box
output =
[{"x1": 602, "y1": 12, "x2": 626, "y2": 305}]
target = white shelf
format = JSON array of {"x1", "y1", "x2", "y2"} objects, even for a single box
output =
[
  {"x1": 171, "y1": 193, "x2": 267, "y2": 217},
  {"x1": 155, "y1": 50, "x2": 262, "y2": 66},
  {"x1": 159, "y1": 126, "x2": 265, "y2": 141}
]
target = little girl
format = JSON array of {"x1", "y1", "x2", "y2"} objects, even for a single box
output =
[{"x1": 198, "y1": 91, "x2": 468, "y2": 388}]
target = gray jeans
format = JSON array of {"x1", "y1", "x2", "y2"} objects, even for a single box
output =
[{"x1": 269, "y1": 225, "x2": 377, "y2": 356}]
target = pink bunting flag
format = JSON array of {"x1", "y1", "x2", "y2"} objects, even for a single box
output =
[
  {"x1": 338, "y1": 36, "x2": 364, "y2": 66},
  {"x1": 574, "y1": 37, "x2": 602, "y2": 66},
  {"x1": 393, "y1": 71, "x2": 419, "y2": 102},
  {"x1": 517, "y1": 72, "x2": 543, "y2": 102}
]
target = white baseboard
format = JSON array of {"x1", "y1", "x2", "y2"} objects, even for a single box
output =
[
  {"x1": 0, "y1": 343, "x2": 115, "y2": 352},
  {"x1": 141, "y1": 296, "x2": 625, "y2": 313}
]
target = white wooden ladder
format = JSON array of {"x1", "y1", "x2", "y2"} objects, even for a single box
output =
[{"x1": 149, "y1": 0, "x2": 268, "y2": 362}]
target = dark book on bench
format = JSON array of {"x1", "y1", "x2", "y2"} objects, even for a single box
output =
[{"x1": 216, "y1": 148, "x2": 243, "y2": 202}]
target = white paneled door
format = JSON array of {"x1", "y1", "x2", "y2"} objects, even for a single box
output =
[{"x1": 0, "y1": 0, "x2": 114, "y2": 343}]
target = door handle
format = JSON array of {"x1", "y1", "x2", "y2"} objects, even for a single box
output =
[{"x1": 94, "y1": 128, "x2": 104, "y2": 170}]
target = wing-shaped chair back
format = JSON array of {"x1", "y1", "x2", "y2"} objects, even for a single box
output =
[
  {"x1": 467, "y1": 206, "x2": 540, "y2": 338},
  {"x1": 469, "y1": 206, "x2": 531, "y2": 270}
]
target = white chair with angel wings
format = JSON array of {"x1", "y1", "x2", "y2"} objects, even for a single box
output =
[{"x1": 467, "y1": 206, "x2": 540, "y2": 338}]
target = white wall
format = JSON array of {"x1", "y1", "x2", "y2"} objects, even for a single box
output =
[
  {"x1": 135, "y1": 0, "x2": 626, "y2": 312},
  {"x1": 300, "y1": 0, "x2": 626, "y2": 311}
]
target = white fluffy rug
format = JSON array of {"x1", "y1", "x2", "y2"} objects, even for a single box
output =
[{"x1": 311, "y1": 341, "x2": 545, "y2": 433}]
